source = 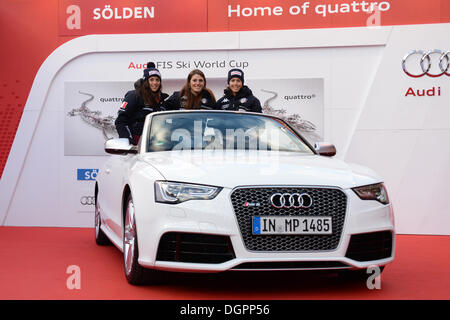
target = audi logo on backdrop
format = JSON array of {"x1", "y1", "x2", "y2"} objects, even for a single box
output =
[
  {"x1": 270, "y1": 193, "x2": 313, "y2": 209},
  {"x1": 402, "y1": 49, "x2": 449, "y2": 78},
  {"x1": 80, "y1": 196, "x2": 95, "y2": 206}
]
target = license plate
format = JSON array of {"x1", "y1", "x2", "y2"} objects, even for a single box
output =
[{"x1": 252, "y1": 216, "x2": 332, "y2": 235}]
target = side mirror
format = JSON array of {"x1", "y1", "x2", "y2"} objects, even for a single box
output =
[
  {"x1": 105, "y1": 138, "x2": 138, "y2": 155},
  {"x1": 314, "y1": 142, "x2": 336, "y2": 157}
]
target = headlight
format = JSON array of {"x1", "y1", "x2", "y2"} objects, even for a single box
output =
[
  {"x1": 155, "y1": 181, "x2": 222, "y2": 204},
  {"x1": 352, "y1": 183, "x2": 389, "y2": 205}
]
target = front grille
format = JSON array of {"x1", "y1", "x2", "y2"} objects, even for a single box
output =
[
  {"x1": 232, "y1": 261, "x2": 350, "y2": 270},
  {"x1": 345, "y1": 231, "x2": 393, "y2": 262},
  {"x1": 156, "y1": 232, "x2": 235, "y2": 264},
  {"x1": 230, "y1": 187, "x2": 347, "y2": 251}
]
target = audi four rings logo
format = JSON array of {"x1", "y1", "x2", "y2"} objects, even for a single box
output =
[
  {"x1": 270, "y1": 193, "x2": 313, "y2": 209},
  {"x1": 402, "y1": 50, "x2": 449, "y2": 78},
  {"x1": 80, "y1": 196, "x2": 95, "y2": 205}
]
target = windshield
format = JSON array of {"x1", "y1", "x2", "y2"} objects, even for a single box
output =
[{"x1": 146, "y1": 112, "x2": 314, "y2": 154}]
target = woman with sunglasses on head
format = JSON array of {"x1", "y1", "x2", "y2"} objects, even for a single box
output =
[
  {"x1": 115, "y1": 62, "x2": 169, "y2": 145},
  {"x1": 216, "y1": 68, "x2": 262, "y2": 113},
  {"x1": 164, "y1": 69, "x2": 216, "y2": 110}
]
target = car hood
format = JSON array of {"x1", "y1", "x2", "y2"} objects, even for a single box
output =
[{"x1": 140, "y1": 150, "x2": 381, "y2": 189}]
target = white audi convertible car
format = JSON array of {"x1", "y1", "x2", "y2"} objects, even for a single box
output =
[{"x1": 95, "y1": 110, "x2": 395, "y2": 285}]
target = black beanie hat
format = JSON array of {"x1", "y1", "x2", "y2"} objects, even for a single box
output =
[
  {"x1": 227, "y1": 68, "x2": 244, "y2": 84},
  {"x1": 143, "y1": 62, "x2": 161, "y2": 80}
]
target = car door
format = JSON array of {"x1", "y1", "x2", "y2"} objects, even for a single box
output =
[{"x1": 98, "y1": 153, "x2": 135, "y2": 240}]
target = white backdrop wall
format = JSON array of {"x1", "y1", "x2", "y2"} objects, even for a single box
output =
[{"x1": 0, "y1": 24, "x2": 448, "y2": 234}]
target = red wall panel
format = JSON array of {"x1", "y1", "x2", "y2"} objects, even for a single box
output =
[{"x1": 0, "y1": 0, "x2": 73, "y2": 177}]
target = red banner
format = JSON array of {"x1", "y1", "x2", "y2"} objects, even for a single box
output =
[
  {"x1": 208, "y1": 0, "x2": 450, "y2": 31},
  {"x1": 59, "y1": 0, "x2": 450, "y2": 35},
  {"x1": 58, "y1": 0, "x2": 208, "y2": 35}
]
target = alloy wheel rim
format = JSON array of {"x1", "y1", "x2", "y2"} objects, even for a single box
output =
[
  {"x1": 95, "y1": 200, "x2": 100, "y2": 238},
  {"x1": 124, "y1": 200, "x2": 136, "y2": 276}
]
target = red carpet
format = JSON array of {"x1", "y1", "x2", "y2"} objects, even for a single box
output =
[{"x1": 0, "y1": 226, "x2": 449, "y2": 300}]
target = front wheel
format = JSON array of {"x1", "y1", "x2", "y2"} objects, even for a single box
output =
[{"x1": 123, "y1": 194, "x2": 161, "y2": 285}]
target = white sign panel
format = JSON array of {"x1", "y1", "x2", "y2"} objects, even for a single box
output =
[{"x1": 64, "y1": 79, "x2": 323, "y2": 156}]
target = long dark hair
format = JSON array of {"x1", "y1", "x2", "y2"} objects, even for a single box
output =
[
  {"x1": 179, "y1": 69, "x2": 215, "y2": 109},
  {"x1": 137, "y1": 78, "x2": 162, "y2": 106}
]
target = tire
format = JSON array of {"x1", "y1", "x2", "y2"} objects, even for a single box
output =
[
  {"x1": 95, "y1": 196, "x2": 112, "y2": 246},
  {"x1": 123, "y1": 194, "x2": 160, "y2": 285}
]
